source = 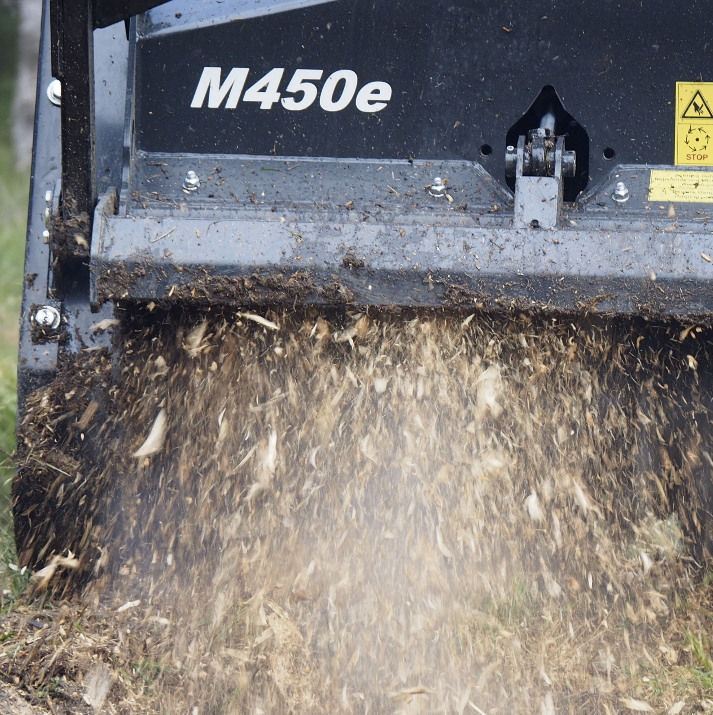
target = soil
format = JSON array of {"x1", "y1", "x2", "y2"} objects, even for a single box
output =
[
  {"x1": 49, "y1": 210, "x2": 91, "y2": 260},
  {"x1": 97, "y1": 263, "x2": 316, "y2": 306},
  {"x1": 1, "y1": 683, "x2": 43, "y2": 714},
  {"x1": 0, "y1": 583, "x2": 712, "y2": 714},
  {"x1": 341, "y1": 252, "x2": 365, "y2": 271}
]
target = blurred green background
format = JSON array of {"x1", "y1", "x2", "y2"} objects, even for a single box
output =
[{"x1": 0, "y1": 6, "x2": 28, "y2": 542}]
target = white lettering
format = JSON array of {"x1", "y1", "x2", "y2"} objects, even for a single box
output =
[
  {"x1": 281, "y1": 69, "x2": 324, "y2": 111},
  {"x1": 320, "y1": 70, "x2": 359, "y2": 112},
  {"x1": 243, "y1": 68, "x2": 285, "y2": 109},
  {"x1": 190, "y1": 67, "x2": 249, "y2": 109},
  {"x1": 356, "y1": 81, "x2": 392, "y2": 113},
  {"x1": 190, "y1": 67, "x2": 392, "y2": 114}
]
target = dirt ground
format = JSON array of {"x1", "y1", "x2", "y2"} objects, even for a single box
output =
[{"x1": 0, "y1": 576, "x2": 711, "y2": 714}]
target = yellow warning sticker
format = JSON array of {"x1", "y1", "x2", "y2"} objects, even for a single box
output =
[
  {"x1": 676, "y1": 83, "x2": 713, "y2": 166},
  {"x1": 649, "y1": 170, "x2": 713, "y2": 202}
]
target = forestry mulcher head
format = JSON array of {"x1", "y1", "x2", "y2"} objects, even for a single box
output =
[
  {"x1": 21, "y1": 0, "x2": 713, "y2": 358},
  {"x1": 21, "y1": 0, "x2": 713, "y2": 370},
  {"x1": 15, "y1": 0, "x2": 713, "y2": 555},
  {"x1": 12, "y1": 4, "x2": 713, "y2": 708}
]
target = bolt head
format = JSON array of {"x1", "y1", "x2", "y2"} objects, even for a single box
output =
[
  {"x1": 429, "y1": 177, "x2": 447, "y2": 198},
  {"x1": 612, "y1": 181, "x2": 630, "y2": 203},
  {"x1": 34, "y1": 306, "x2": 61, "y2": 330},
  {"x1": 47, "y1": 79, "x2": 62, "y2": 106},
  {"x1": 183, "y1": 170, "x2": 201, "y2": 191}
]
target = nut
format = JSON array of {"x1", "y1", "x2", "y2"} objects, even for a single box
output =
[
  {"x1": 183, "y1": 170, "x2": 201, "y2": 192},
  {"x1": 612, "y1": 181, "x2": 630, "y2": 203},
  {"x1": 34, "y1": 306, "x2": 61, "y2": 330},
  {"x1": 429, "y1": 176, "x2": 447, "y2": 199}
]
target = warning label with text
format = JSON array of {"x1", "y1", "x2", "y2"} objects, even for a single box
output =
[
  {"x1": 676, "y1": 83, "x2": 713, "y2": 166},
  {"x1": 649, "y1": 170, "x2": 713, "y2": 203}
]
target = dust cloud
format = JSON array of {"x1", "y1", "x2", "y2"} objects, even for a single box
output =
[{"x1": 15, "y1": 309, "x2": 712, "y2": 713}]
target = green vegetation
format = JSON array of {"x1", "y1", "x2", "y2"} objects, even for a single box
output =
[
  {"x1": 684, "y1": 627, "x2": 713, "y2": 674},
  {"x1": 0, "y1": 5, "x2": 30, "y2": 594},
  {"x1": 636, "y1": 651, "x2": 713, "y2": 703},
  {"x1": 0, "y1": 528, "x2": 28, "y2": 610},
  {"x1": 628, "y1": 604, "x2": 713, "y2": 705},
  {"x1": 491, "y1": 575, "x2": 535, "y2": 628}
]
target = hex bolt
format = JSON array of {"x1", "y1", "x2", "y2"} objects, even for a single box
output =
[
  {"x1": 34, "y1": 306, "x2": 61, "y2": 330},
  {"x1": 429, "y1": 176, "x2": 447, "y2": 198},
  {"x1": 612, "y1": 181, "x2": 630, "y2": 203},
  {"x1": 183, "y1": 170, "x2": 201, "y2": 192},
  {"x1": 47, "y1": 79, "x2": 62, "y2": 106}
]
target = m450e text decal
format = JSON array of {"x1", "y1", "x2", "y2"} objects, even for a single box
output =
[{"x1": 191, "y1": 67, "x2": 392, "y2": 113}]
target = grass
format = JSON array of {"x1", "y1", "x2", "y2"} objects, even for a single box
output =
[
  {"x1": 0, "y1": 5, "x2": 30, "y2": 596},
  {"x1": 624, "y1": 601, "x2": 713, "y2": 707},
  {"x1": 491, "y1": 575, "x2": 535, "y2": 628},
  {"x1": 685, "y1": 628, "x2": 713, "y2": 673}
]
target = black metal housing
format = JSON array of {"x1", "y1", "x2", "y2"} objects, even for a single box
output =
[{"x1": 19, "y1": 0, "x2": 713, "y2": 412}]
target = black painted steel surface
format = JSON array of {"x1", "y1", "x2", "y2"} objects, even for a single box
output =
[
  {"x1": 20, "y1": 0, "x2": 713, "y2": 412},
  {"x1": 93, "y1": 156, "x2": 713, "y2": 318},
  {"x1": 134, "y1": 0, "x2": 712, "y2": 192},
  {"x1": 18, "y1": 0, "x2": 122, "y2": 413}
]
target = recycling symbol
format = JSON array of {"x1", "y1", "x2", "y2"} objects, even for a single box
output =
[{"x1": 684, "y1": 126, "x2": 710, "y2": 152}]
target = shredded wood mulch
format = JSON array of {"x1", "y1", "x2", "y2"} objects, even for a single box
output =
[{"x1": 6, "y1": 308, "x2": 713, "y2": 714}]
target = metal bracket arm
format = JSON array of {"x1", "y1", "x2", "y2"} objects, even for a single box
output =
[
  {"x1": 513, "y1": 135, "x2": 570, "y2": 230},
  {"x1": 49, "y1": 0, "x2": 172, "y2": 232}
]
